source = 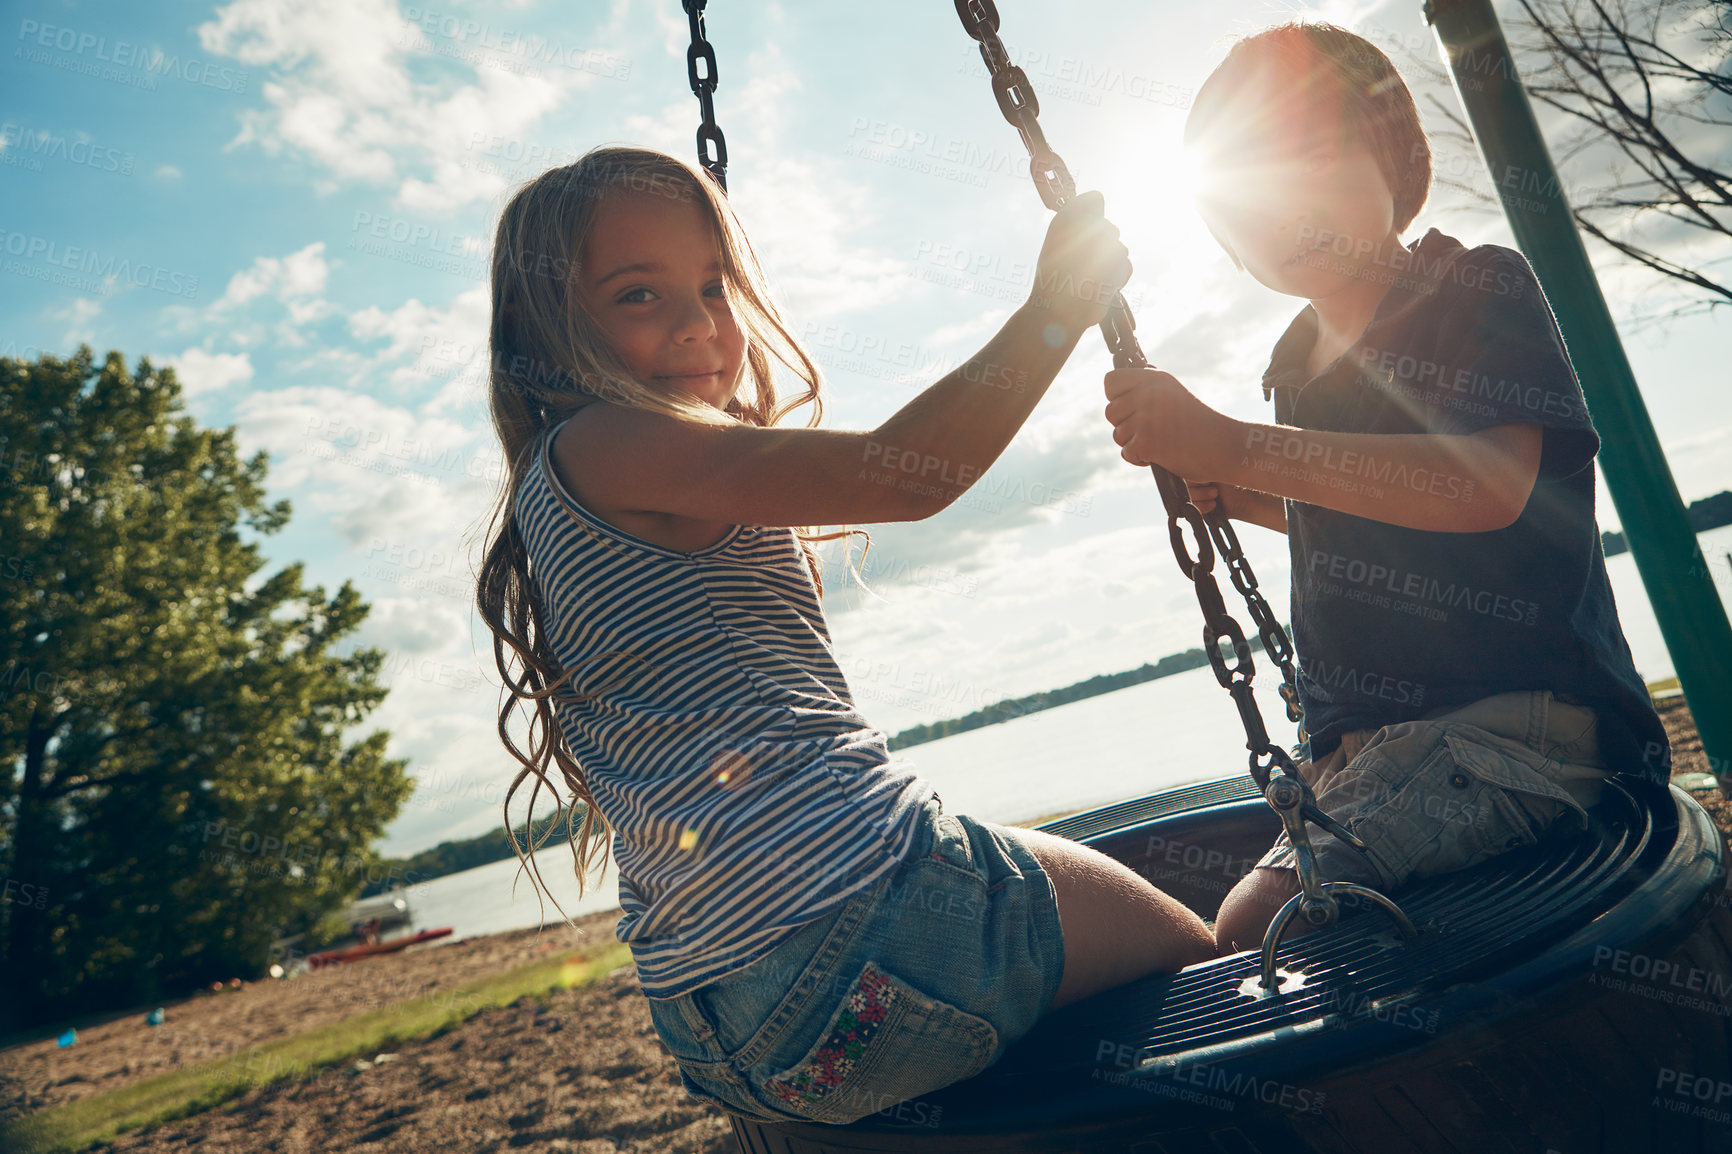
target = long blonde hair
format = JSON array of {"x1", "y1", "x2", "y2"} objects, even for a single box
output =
[{"x1": 474, "y1": 146, "x2": 865, "y2": 922}]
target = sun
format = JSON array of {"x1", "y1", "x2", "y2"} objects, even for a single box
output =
[
  {"x1": 1062, "y1": 116, "x2": 1233, "y2": 356},
  {"x1": 1093, "y1": 123, "x2": 1221, "y2": 272}
]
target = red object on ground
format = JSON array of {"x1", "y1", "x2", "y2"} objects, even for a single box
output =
[{"x1": 306, "y1": 927, "x2": 454, "y2": 970}]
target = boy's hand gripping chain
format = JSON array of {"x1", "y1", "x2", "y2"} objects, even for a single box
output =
[{"x1": 952, "y1": 0, "x2": 1415, "y2": 988}]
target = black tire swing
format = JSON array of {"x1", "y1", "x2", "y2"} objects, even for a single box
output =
[{"x1": 678, "y1": 6, "x2": 1732, "y2": 1152}]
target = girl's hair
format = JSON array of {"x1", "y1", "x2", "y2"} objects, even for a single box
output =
[
  {"x1": 1185, "y1": 21, "x2": 1432, "y2": 262},
  {"x1": 473, "y1": 145, "x2": 866, "y2": 920}
]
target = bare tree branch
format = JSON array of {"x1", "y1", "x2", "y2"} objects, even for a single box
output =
[{"x1": 1509, "y1": 0, "x2": 1732, "y2": 314}]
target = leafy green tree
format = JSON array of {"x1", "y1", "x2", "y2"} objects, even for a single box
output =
[{"x1": 0, "y1": 348, "x2": 414, "y2": 1032}]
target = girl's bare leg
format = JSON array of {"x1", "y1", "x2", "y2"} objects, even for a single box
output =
[{"x1": 1018, "y1": 827, "x2": 1216, "y2": 1013}]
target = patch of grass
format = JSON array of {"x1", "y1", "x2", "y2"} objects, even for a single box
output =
[
  {"x1": 1, "y1": 941, "x2": 633, "y2": 1154},
  {"x1": 1648, "y1": 676, "x2": 1682, "y2": 696}
]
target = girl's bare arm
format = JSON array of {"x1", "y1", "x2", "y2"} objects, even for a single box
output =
[{"x1": 556, "y1": 195, "x2": 1130, "y2": 528}]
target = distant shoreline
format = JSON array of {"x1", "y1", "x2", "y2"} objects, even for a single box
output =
[
  {"x1": 886, "y1": 634, "x2": 1279, "y2": 751},
  {"x1": 375, "y1": 507, "x2": 1732, "y2": 887}
]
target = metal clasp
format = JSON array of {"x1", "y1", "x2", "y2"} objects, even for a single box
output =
[{"x1": 1255, "y1": 772, "x2": 1418, "y2": 993}]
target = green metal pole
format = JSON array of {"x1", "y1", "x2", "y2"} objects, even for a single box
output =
[{"x1": 1424, "y1": 0, "x2": 1732, "y2": 786}]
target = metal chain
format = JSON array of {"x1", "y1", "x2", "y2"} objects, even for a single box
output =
[
  {"x1": 950, "y1": 1, "x2": 1421, "y2": 983},
  {"x1": 952, "y1": 0, "x2": 1302, "y2": 786},
  {"x1": 682, "y1": 0, "x2": 727, "y2": 191}
]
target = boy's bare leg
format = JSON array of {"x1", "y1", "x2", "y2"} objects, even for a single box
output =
[
  {"x1": 1215, "y1": 732, "x2": 1380, "y2": 955},
  {"x1": 1017, "y1": 827, "x2": 1217, "y2": 1012},
  {"x1": 1214, "y1": 867, "x2": 1314, "y2": 955}
]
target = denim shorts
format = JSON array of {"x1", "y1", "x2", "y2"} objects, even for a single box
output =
[
  {"x1": 1256, "y1": 689, "x2": 1615, "y2": 890},
  {"x1": 643, "y1": 794, "x2": 1065, "y2": 1127}
]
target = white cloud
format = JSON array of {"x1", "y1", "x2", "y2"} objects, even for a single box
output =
[
  {"x1": 233, "y1": 384, "x2": 502, "y2": 547},
  {"x1": 730, "y1": 150, "x2": 912, "y2": 323},
  {"x1": 360, "y1": 594, "x2": 473, "y2": 659},
  {"x1": 155, "y1": 164, "x2": 183, "y2": 180},
  {"x1": 925, "y1": 307, "x2": 1014, "y2": 350},
  {"x1": 819, "y1": 407, "x2": 1128, "y2": 602},
  {"x1": 199, "y1": 0, "x2": 601, "y2": 214},
  {"x1": 167, "y1": 348, "x2": 255, "y2": 397},
  {"x1": 278, "y1": 242, "x2": 330, "y2": 297},
  {"x1": 347, "y1": 282, "x2": 491, "y2": 396},
  {"x1": 617, "y1": 44, "x2": 911, "y2": 322},
  {"x1": 217, "y1": 241, "x2": 329, "y2": 310},
  {"x1": 209, "y1": 241, "x2": 337, "y2": 346},
  {"x1": 47, "y1": 297, "x2": 102, "y2": 347}
]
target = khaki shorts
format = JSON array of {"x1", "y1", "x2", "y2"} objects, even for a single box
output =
[{"x1": 1255, "y1": 689, "x2": 1614, "y2": 891}]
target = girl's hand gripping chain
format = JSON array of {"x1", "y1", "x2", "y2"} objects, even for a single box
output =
[{"x1": 1027, "y1": 191, "x2": 1133, "y2": 342}]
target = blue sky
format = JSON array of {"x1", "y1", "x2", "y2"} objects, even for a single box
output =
[{"x1": 3, "y1": 0, "x2": 1726, "y2": 856}]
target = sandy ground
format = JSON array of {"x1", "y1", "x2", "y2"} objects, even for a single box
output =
[
  {"x1": 86, "y1": 962, "x2": 733, "y2": 1154},
  {"x1": 0, "y1": 911, "x2": 625, "y2": 1127},
  {"x1": 0, "y1": 697, "x2": 1720, "y2": 1152}
]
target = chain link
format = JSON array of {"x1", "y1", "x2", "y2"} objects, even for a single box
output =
[
  {"x1": 952, "y1": 0, "x2": 1302, "y2": 787},
  {"x1": 682, "y1": 0, "x2": 727, "y2": 191}
]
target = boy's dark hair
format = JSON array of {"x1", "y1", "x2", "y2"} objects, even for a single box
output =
[{"x1": 1186, "y1": 23, "x2": 1432, "y2": 249}]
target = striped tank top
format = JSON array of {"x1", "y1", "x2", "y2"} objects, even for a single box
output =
[{"x1": 513, "y1": 416, "x2": 936, "y2": 998}]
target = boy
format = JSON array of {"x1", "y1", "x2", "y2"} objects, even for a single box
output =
[{"x1": 1101, "y1": 22, "x2": 1670, "y2": 952}]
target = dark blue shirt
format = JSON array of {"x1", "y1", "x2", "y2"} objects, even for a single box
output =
[{"x1": 1260, "y1": 228, "x2": 1669, "y2": 782}]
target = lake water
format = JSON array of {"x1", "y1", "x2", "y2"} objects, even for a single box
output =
[{"x1": 405, "y1": 524, "x2": 1732, "y2": 942}]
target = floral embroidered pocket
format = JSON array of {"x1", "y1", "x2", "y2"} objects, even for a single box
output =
[{"x1": 759, "y1": 959, "x2": 997, "y2": 1125}]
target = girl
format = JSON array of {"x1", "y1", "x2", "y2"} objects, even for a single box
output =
[{"x1": 475, "y1": 145, "x2": 1214, "y2": 1127}]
